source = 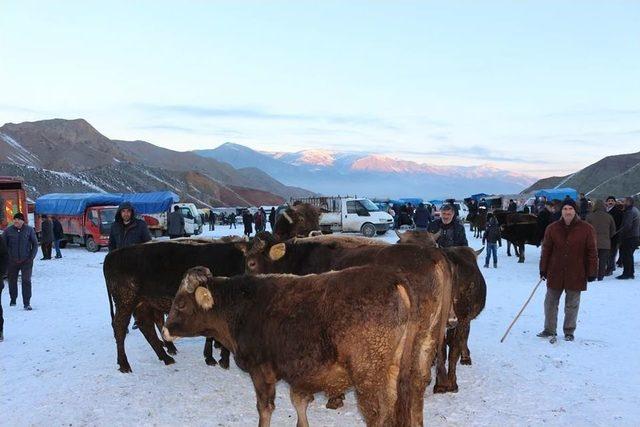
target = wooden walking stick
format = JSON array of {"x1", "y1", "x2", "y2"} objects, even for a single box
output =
[{"x1": 500, "y1": 278, "x2": 544, "y2": 343}]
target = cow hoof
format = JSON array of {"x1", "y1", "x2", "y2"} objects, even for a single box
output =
[
  {"x1": 447, "y1": 384, "x2": 459, "y2": 393},
  {"x1": 326, "y1": 396, "x2": 345, "y2": 410},
  {"x1": 118, "y1": 365, "x2": 132, "y2": 373},
  {"x1": 507, "y1": 253, "x2": 511, "y2": 257},
  {"x1": 460, "y1": 356, "x2": 472, "y2": 365},
  {"x1": 433, "y1": 384, "x2": 448, "y2": 394},
  {"x1": 162, "y1": 356, "x2": 176, "y2": 366},
  {"x1": 205, "y1": 356, "x2": 218, "y2": 366},
  {"x1": 219, "y1": 358, "x2": 230, "y2": 370},
  {"x1": 166, "y1": 346, "x2": 178, "y2": 356},
  {"x1": 517, "y1": 259, "x2": 524, "y2": 263}
]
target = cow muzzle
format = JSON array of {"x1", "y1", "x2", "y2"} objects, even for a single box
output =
[{"x1": 162, "y1": 327, "x2": 179, "y2": 342}]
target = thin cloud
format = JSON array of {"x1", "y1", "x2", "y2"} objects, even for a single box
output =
[{"x1": 134, "y1": 103, "x2": 398, "y2": 130}]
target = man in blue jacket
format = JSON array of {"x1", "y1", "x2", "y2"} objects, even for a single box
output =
[
  {"x1": 108, "y1": 202, "x2": 152, "y2": 251},
  {"x1": 2, "y1": 213, "x2": 38, "y2": 310}
]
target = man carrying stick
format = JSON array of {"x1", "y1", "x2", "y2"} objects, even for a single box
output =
[{"x1": 537, "y1": 198, "x2": 598, "y2": 342}]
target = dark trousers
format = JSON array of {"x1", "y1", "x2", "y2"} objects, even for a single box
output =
[
  {"x1": 0, "y1": 284, "x2": 4, "y2": 332},
  {"x1": 596, "y1": 249, "x2": 609, "y2": 280},
  {"x1": 620, "y1": 237, "x2": 638, "y2": 277},
  {"x1": 8, "y1": 261, "x2": 33, "y2": 306},
  {"x1": 607, "y1": 241, "x2": 619, "y2": 273},
  {"x1": 41, "y1": 243, "x2": 52, "y2": 259},
  {"x1": 54, "y1": 239, "x2": 62, "y2": 258}
]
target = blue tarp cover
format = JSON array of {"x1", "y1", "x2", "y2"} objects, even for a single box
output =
[
  {"x1": 534, "y1": 188, "x2": 578, "y2": 201},
  {"x1": 35, "y1": 191, "x2": 179, "y2": 216}
]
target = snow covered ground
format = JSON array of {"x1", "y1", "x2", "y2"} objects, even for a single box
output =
[{"x1": 1, "y1": 225, "x2": 639, "y2": 426}]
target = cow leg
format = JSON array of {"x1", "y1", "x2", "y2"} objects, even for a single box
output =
[
  {"x1": 112, "y1": 301, "x2": 135, "y2": 373},
  {"x1": 459, "y1": 322, "x2": 472, "y2": 365},
  {"x1": 290, "y1": 388, "x2": 314, "y2": 427},
  {"x1": 518, "y1": 244, "x2": 526, "y2": 263},
  {"x1": 134, "y1": 305, "x2": 175, "y2": 366},
  {"x1": 154, "y1": 310, "x2": 177, "y2": 355},
  {"x1": 250, "y1": 368, "x2": 277, "y2": 427},
  {"x1": 445, "y1": 328, "x2": 463, "y2": 393},
  {"x1": 203, "y1": 337, "x2": 217, "y2": 366},
  {"x1": 506, "y1": 241, "x2": 512, "y2": 256},
  {"x1": 433, "y1": 335, "x2": 450, "y2": 393},
  {"x1": 218, "y1": 343, "x2": 230, "y2": 369}
]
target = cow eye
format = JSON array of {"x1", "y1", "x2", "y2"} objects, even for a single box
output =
[{"x1": 177, "y1": 299, "x2": 187, "y2": 310}]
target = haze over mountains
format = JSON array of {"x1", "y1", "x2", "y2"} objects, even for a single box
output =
[
  {"x1": 195, "y1": 143, "x2": 536, "y2": 199},
  {"x1": 0, "y1": 119, "x2": 313, "y2": 206}
]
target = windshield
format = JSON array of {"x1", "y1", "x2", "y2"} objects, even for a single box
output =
[
  {"x1": 101, "y1": 208, "x2": 117, "y2": 224},
  {"x1": 359, "y1": 199, "x2": 380, "y2": 212}
]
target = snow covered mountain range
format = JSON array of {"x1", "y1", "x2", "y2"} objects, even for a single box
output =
[{"x1": 195, "y1": 143, "x2": 536, "y2": 199}]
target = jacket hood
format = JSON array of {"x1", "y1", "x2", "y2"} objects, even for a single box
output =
[{"x1": 115, "y1": 202, "x2": 136, "y2": 223}]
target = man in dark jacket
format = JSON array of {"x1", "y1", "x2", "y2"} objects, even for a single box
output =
[
  {"x1": 40, "y1": 214, "x2": 53, "y2": 260},
  {"x1": 209, "y1": 212, "x2": 216, "y2": 231},
  {"x1": 578, "y1": 193, "x2": 589, "y2": 220},
  {"x1": 507, "y1": 199, "x2": 517, "y2": 212},
  {"x1": 108, "y1": 202, "x2": 152, "y2": 251},
  {"x1": 0, "y1": 236, "x2": 9, "y2": 341},
  {"x1": 604, "y1": 196, "x2": 623, "y2": 276},
  {"x1": 538, "y1": 199, "x2": 597, "y2": 341},
  {"x1": 269, "y1": 207, "x2": 276, "y2": 231},
  {"x1": 2, "y1": 213, "x2": 38, "y2": 310},
  {"x1": 427, "y1": 204, "x2": 468, "y2": 247},
  {"x1": 52, "y1": 216, "x2": 64, "y2": 258},
  {"x1": 536, "y1": 202, "x2": 553, "y2": 243},
  {"x1": 242, "y1": 210, "x2": 253, "y2": 237},
  {"x1": 482, "y1": 213, "x2": 501, "y2": 268},
  {"x1": 413, "y1": 203, "x2": 431, "y2": 230},
  {"x1": 167, "y1": 206, "x2": 185, "y2": 239},
  {"x1": 616, "y1": 197, "x2": 640, "y2": 280}
]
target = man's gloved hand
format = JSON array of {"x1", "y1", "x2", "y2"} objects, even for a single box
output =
[
  {"x1": 540, "y1": 271, "x2": 547, "y2": 280},
  {"x1": 588, "y1": 276, "x2": 596, "y2": 282}
]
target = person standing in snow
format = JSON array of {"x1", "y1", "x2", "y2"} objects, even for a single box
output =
[
  {"x1": 427, "y1": 204, "x2": 468, "y2": 248},
  {"x1": 167, "y1": 206, "x2": 185, "y2": 239},
  {"x1": 108, "y1": 202, "x2": 152, "y2": 251},
  {"x1": 413, "y1": 203, "x2": 431, "y2": 230},
  {"x1": 507, "y1": 199, "x2": 517, "y2": 212},
  {"x1": 228, "y1": 212, "x2": 237, "y2": 229},
  {"x1": 616, "y1": 197, "x2": 640, "y2": 280},
  {"x1": 269, "y1": 207, "x2": 276, "y2": 231},
  {"x1": 39, "y1": 214, "x2": 53, "y2": 260},
  {"x1": 2, "y1": 213, "x2": 38, "y2": 310},
  {"x1": 604, "y1": 196, "x2": 623, "y2": 276},
  {"x1": 586, "y1": 200, "x2": 616, "y2": 281},
  {"x1": 0, "y1": 236, "x2": 9, "y2": 341},
  {"x1": 52, "y1": 216, "x2": 64, "y2": 258},
  {"x1": 538, "y1": 199, "x2": 597, "y2": 341},
  {"x1": 209, "y1": 212, "x2": 216, "y2": 231},
  {"x1": 483, "y1": 213, "x2": 501, "y2": 268},
  {"x1": 578, "y1": 193, "x2": 589, "y2": 220},
  {"x1": 242, "y1": 210, "x2": 254, "y2": 237}
]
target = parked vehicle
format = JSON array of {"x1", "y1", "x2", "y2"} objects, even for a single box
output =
[
  {"x1": 293, "y1": 196, "x2": 393, "y2": 237},
  {"x1": 0, "y1": 176, "x2": 29, "y2": 230}
]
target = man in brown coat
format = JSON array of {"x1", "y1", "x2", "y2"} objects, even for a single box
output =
[
  {"x1": 586, "y1": 199, "x2": 617, "y2": 281},
  {"x1": 538, "y1": 198, "x2": 598, "y2": 341}
]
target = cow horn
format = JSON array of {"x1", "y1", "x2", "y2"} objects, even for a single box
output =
[
  {"x1": 182, "y1": 266, "x2": 213, "y2": 293},
  {"x1": 268, "y1": 243, "x2": 287, "y2": 261},
  {"x1": 308, "y1": 230, "x2": 322, "y2": 237},
  {"x1": 195, "y1": 287, "x2": 214, "y2": 310},
  {"x1": 474, "y1": 247, "x2": 485, "y2": 257},
  {"x1": 431, "y1": 230, "x2": 441, "y2": 242},
  {"x1": 395, "y1": 230, "x2": 402, "y2": 238},
  {"x1": 252, "y1": 236, "x2": 266, "y2": 253},
  {"x1": 282, "y1": 211, "x2": 294, "y2": 224}
]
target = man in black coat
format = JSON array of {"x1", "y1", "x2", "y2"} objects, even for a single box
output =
[
  {"x1": 427, "y1": 204, "x2": 468, "y2": 247},
  {"x1": 52, "y1": 216, "x2": 64, "y2": 258},
  {"x1": 242, "y1": 210, "x2": 253, "y2": 237},
  {"x1": 108, "y1": 202, "x2": 152, "y2": 251},
  {"x1": 578, "y1": 193, "x2": 589, "y2": 220},
  {"x1": 40, "y1": 214, "x2": 54, "y2": 260},
  {"x1": 604, "y1": 196, "x2": 623, "y2": 276},
  {"x1": 508, "y1": 199, "x2": 517, "y2": 212},
  {"x1": 413, "y1": 203, "x2": 431, "y2": 230},
  {"x1": 0, "y1": 236, "x2": 8, "y2": 341}
]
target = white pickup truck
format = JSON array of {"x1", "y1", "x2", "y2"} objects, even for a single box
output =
[{"x1": 295, "y1": 196, "x2": 393, "y2": 237}]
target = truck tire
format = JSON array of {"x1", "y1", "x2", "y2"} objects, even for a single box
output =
[
  {"x1": 86, "y1": 237, "x2": 100, "y2": 253},
  {"x1": 361, "y1": 223, "x2": 377, "y2": 238}
]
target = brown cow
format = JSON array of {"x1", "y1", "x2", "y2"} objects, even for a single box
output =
[
  {"x1": 395, "y1": 230, "x2": 486, "y2": 393},
  {"x1": 242, "y1": 234, "x2": 460, "y2": 421},
  {"x1": 273, "y1": 203, "x2": 321, "y2": 240},
  {"x1": 103, "y1": 237, "x2": 248, "y2": 372},
  {"x1": 163, "y1": 262, "x2": 451, "y2": 427}
]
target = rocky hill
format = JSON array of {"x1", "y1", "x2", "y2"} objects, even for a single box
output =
[
  {"x1": 0, "y1": 119, "x2": 314, "y2": 206},
  {"x1": 522, "y1": 151, "x2": 640, "y2": 198}
]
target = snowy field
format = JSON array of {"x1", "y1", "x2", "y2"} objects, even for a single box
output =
[{"x1": 1, "y1": 225, "x2": 639, "y2": 426}]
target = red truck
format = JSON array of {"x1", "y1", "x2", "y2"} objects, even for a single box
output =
[
  {"x1": 0, "y1": 176, "x2": 29, "y2": 230},
  {"x1": 35, "y1": 194, "x2": 123, "y2": 252}
]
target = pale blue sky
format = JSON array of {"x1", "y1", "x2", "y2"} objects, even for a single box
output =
[{"x1": 1, "y1": 1, "x2": 639, "y2": 177}]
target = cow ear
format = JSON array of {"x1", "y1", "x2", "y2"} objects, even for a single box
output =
[
  {"x1": 195, "y1": 286, "x2": 214, "y2": 310},
  {"x1": 269, "y1": 243, "x2": 286, "y2": 260}
]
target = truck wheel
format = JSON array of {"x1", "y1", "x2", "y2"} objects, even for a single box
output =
[
  {"x1": 86, "y1": 237, "x2": 100, "y2": 252},
  {"x1": 361, "y1": 223, "x2": 377, "y2": 238}
]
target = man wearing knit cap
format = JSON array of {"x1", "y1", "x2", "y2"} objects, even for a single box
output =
[
  {"x1": 538, "y1": 198, "x2": 598, "y2": 341},
  {"x1": 1, "y1": 213, "x2": 38, "y2": 310}
]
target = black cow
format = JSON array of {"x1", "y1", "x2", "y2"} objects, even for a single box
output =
[
  {"x1": 103, "y1": 237, "x2": 248, "y2": 373},
  {"x1": 493, "y1": 210, "x2": 541, "y2": 262}
]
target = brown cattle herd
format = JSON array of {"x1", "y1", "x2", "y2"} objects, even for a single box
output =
[{"x1": 103, "y1": 204, "x2": 487, "y2": 427}]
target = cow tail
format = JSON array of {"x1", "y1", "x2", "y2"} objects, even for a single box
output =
[
  {"x1": 106, "y1": 281, "x2": 115, "y2": 323},
  {"x1": 393, "y1": 284, "x2": 417, "y2": 426}
]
